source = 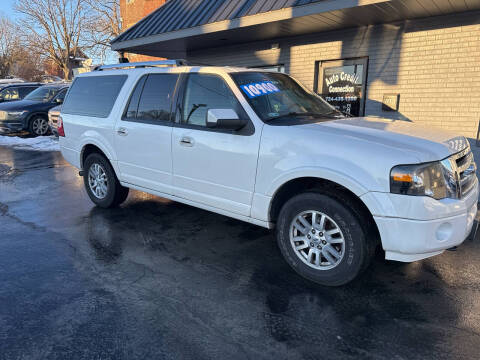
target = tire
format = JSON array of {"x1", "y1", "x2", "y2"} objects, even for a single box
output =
[
  {"x1": 28, "y1": 115, "x2": 50, "y2": 136},
  {"x1": 276, "y1": 192, "x2": 372, "y2": 286},
  {"x1": 83, "y1": 153, "x2": 129, "y2": 208}
]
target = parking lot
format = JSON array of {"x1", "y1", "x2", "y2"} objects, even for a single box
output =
[{"x1": 1, "y1": 141, "x2": 480, "y2": 360}]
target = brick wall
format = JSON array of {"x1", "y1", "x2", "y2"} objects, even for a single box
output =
[
  {"x1": 187, "y1": 11, "x2": 480, "y2": 139},
  {"x1": 120, "y1": 0, "x2": 167, "y2": 62}
]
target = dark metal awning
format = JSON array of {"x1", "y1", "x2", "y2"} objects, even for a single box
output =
[{"x1": 111, "y1": 0, "x2": 480, "y2": 57}]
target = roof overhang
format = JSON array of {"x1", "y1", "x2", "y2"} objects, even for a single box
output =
[{"x1": 112, "y1": 0, "x2": 480, "y2": 57}]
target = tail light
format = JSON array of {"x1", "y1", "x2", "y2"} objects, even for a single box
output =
[{"x1": 57, "y1": 115, "x2": 65, "y2": 137}]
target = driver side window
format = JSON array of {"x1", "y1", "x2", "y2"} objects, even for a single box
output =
[
  {"x1": 182, "y1": 74, "x2": 243, "y2": 127},
  {"x1": 54, "y1": 89, "x2": 67, "y2": 103}
]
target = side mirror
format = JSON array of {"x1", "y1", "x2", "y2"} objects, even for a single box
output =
[
  {"x1": 54, "y1": 97, "x2": 63, "y2": 104},
  {"x1": 207, "y1": 109, "x2": 247, "y2": 130}
]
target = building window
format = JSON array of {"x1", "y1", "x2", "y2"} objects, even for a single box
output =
[{"x1": 314, "y1": 57, "x2": 368, "y2": 117}]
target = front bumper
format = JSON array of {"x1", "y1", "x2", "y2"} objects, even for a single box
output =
[
  {"x1": 0, "y1": 120, "x2": 25, "y2": 133},
  {"x1": 361, "y1": 178, "x2": 479, "y2": 262}
]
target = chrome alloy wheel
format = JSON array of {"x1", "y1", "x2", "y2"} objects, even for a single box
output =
[
  {"x1": 32, "y1": 117, "x2": 49, "y2": 135},
  {"x1": 88, "y1": 163, "x2": 108, "y2": 199},
  {"x1": 289, "y1": 210, "x2": 345, "y2": 270}
]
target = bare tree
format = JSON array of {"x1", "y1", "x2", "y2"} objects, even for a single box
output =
[
  {"x1": 85, "y1": 0, "x2": 122, "y2": 62},
  {"x1": 0, "y1": 15, "x2": 21, "y2": 78},
  {"x1": 15, "y1": 0, "x2": 90, "y2": 80},
  {"x1": 12, "y1": 47, "x2": 45, "y2": 81}
]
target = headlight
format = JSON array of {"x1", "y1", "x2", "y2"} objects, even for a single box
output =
[
  {"x1": 7, "y1": 110, "x2": 27, "y2": 120},
  {"x1": 390, "y1": 160, "x2": 457, "y2": 200}
]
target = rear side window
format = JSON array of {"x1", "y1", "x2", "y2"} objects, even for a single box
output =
[
  {"x1": 62, "y1": 75, "x2": 127, "y2": 118},
  {"x1": 0, "y1": 87, "x2": 19, "y2": 100},
  {"x1": 124, "y1": 73, "x2": 178, "y2": 123}
]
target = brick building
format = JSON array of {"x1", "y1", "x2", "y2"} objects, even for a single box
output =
[
  {"x1": 119, "y1": 0, "x2": 167, "y2": 62},
  {"x1": 112, "y1": 0, "x2": 480, "y2": 141}
]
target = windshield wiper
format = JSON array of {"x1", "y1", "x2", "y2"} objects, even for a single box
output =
[
  {"x1": 322, "y1": 109, "x2": 347, "y2": 118},
  {"x1": 266, "y1": 112, "x2": 321, "y2": 121},
  {"x1": 266, "y1": 111, "x2": 341, "y2": 121}
]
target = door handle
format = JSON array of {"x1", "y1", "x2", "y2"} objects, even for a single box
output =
[
  {"x1": 117, "y1": 127, "x2": 128, "y2": 136},
  {"x1": 180, "y1": 136, "x2": 194, "y2": 146}
]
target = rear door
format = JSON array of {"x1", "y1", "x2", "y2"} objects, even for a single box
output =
[
  {"x1": 171, "y1": 73, "x2": 261, "y2": 216},
  {"x1": 114, "y1": 73, "x2": 179, "y2": 194}
]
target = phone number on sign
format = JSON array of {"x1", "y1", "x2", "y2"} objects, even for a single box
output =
[{"x1": 325, "y1": 96, "x2": 358, "y2": 102}]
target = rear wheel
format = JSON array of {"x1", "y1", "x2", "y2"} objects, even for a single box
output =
[
  {"x1": 276, "y1": 192, "x2": 372, "y2": 286},
  {"x1": 83, "y1": 153, "x2": 129, "y2": 208},
  {"x1": 29, "y1": 115, "x2": 49, "y2": 136}
]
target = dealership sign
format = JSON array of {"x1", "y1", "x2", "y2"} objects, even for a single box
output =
[
  {"x1": 316, "y1": 59, "x2": 367, "y2": 117},
  {"x1": 322, "y1": 68, "x2": 363, "y2": 116}
]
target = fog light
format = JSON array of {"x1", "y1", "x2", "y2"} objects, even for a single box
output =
[{"x1": 436, "y1": 222, "x2": 453, "y2": 242}]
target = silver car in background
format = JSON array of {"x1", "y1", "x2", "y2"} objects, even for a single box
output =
[{"x1": 48, "y1": 105, "x2": 61, "y2": 136}]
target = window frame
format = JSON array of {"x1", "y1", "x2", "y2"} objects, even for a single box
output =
[
  {"x1": 313, "y1": 57, "x2": 369, "y2": 117},
  {"x1": 174, "y1": 72, "x2": 254, "y2": 136},
  {"x1": 121, "y1": 73, "x2": 180, "y2": 126}
]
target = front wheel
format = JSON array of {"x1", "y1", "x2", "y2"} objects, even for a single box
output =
[
  {"x1": 83, "y1": 153, "x2": 129, "y2": 208},
  {"x1": 276, "y1": 192, "x2": 372, "y2": 286},
  {"x1": 29, "y1": 115, "x2": 50, "y2": 136}
]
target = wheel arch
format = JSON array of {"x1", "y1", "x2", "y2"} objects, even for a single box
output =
[
  {"x1": 268, "y1": 176, "x2": 380, "y2": 247},
  {"x1": 81, "y1": 143, "x2": 111, "y2": 170},
  {"x1": 26, "y1": 112, "x2": 48, "y2": 129}
]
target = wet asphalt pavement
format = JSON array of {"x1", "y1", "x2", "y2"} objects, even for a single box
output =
[{"x1": 1, "y1": 145, "x2": 480, "y2": 360}]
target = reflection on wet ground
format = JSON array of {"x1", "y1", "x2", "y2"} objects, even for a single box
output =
[{"x1": 1, "y1": 147, "x2": 480, "y2": 359}]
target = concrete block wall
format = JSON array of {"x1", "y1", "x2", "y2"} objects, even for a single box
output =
[{"x1": 188, "y1": 11, "x2": 480, "y2": 139}]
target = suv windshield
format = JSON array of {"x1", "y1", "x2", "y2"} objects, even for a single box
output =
[
  {"x1": 24, "y1": 86, "x2": 61, "y2": 102},
  {"x1": 232, "y1": 72, "x2": 343, "y2": 122}
]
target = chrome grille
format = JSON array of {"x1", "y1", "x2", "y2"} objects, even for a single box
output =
[
  {"x1": 48, "y1": 111, "x2": 60, "y2": 126},
  {"x1": 449, "y1": 146, "x2": 477, "y2": 198}
]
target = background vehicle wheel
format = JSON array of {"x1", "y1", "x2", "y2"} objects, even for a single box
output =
[
  {"x1": 83, "y1": 153, "x2": 129, "y2": 208},
  {"x1": 29, "y1": 115, "x2": 50, "y2": 136},
  {"x1": 276, "y1": 192, "x2": 372, "y2": 286}
]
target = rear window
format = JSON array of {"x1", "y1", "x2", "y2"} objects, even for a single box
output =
[{"x1": 62, "y1": 75, "x2": 127, "y2": 118}]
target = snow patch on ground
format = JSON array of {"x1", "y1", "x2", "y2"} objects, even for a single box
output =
[{"x1": 0, "y1": 135, "x2": 60, "y2": 152}]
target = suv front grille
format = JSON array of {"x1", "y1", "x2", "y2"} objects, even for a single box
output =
[
  {"x1": 48, "y1": 111, "x2": 60, "y2": 126},
  {"x1": 450, "y1": 147, "x2": 477, "y2": 199}
]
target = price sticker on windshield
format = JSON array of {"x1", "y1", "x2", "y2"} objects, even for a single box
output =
[{"x1": 240, "y1": 82, "x2": 280, "y2": 98}]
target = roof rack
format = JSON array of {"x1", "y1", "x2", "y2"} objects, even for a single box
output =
[{"x1": 95, "y1": 59, "x2": 189, "y2": 71}]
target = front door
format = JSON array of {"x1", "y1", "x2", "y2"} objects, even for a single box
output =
[
  {"x1": 171, "y1": 73, "x2": 261, "y2": 216},
  {"x1": 115, "y1": 73, "x2": 179, "y2": 194}
]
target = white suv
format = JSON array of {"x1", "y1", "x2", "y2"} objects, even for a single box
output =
[{"x1": 59, "y1": 60, "x2": 478, "y2": 286}]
